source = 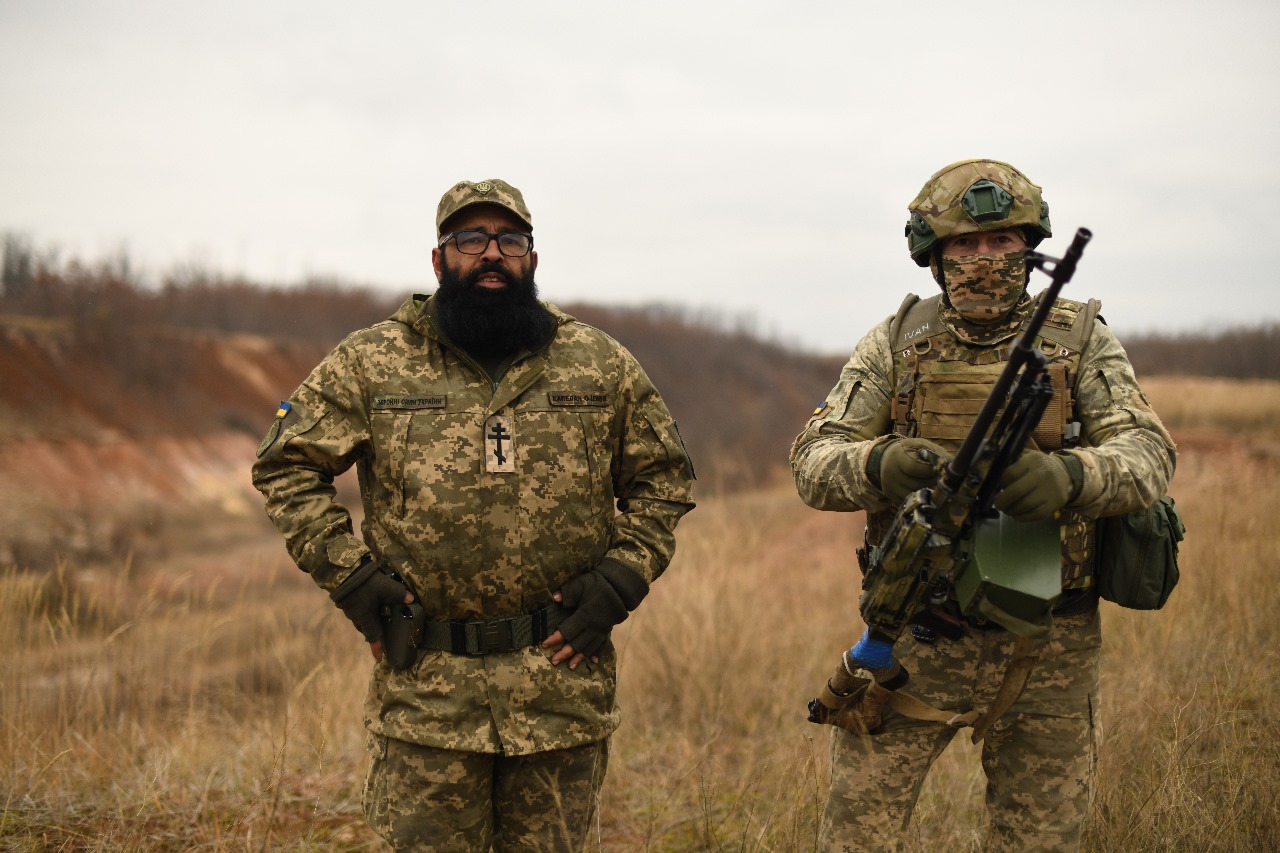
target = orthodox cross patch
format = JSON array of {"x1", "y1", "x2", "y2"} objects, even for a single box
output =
[{"x1": 484, "y1": 413, "x2": 516, "y2": 473}]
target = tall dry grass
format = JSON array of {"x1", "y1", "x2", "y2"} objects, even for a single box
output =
[
  {"x1": 0, "y1": 549, "x2": 377, "y2": 850},
  {"x1": 1141, "y1": 376, "x2": 1280, "y2": 445},
  {"x1": 2, "y1": 378, "x2": 1279, "y2": 851}
]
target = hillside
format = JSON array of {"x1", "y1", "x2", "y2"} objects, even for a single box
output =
[
  {"x1": 0, "y1": 300, "x2": 843, "y2": 468},
  {"x1": 561, "y1": 302, "x2": 847, "y2": 486},
  {"x1": 0, "y1": 301, "x2": 845, "y2": 567}
]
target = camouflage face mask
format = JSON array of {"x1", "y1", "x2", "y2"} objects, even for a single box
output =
[{"x1": 941, "y1": 250, "x2": 1027, "y2": 322}]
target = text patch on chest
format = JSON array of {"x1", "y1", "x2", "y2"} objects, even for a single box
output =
[
  {"x1": 547, "y1": 392, "x2": 610, "y2": 407},
  {"x1": 373, "y1": 395, "x2": 447, "y2": 410}
]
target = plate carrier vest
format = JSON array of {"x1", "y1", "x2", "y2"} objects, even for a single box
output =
[{"x1": 865, "y1": 292, "x2": 1103, "y2": 594}]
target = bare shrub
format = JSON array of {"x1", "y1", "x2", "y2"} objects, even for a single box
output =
[{"x1": 1124, "y1": 323, "x2": 1280, "y2": 380}]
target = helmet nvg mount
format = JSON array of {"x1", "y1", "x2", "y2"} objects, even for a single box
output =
[{"x1": 905, "y1": 159, "x2": 1052, "y2": 268}]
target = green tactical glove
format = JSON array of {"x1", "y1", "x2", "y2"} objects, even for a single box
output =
[
  {"x1": 556, "y1": 561, "x2": 649, "y2": 658},
  {"x1": 994, "y1": 451, "x2": 1075, "y2": 521},
  {"x1": 329, "y1": 558, "x2": 410, "y2": 643},
  {"x1": 877, "y1": 438, "x2": 950, "y2": 503}
]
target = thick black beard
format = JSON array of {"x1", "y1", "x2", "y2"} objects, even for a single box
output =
[{"x1": 434, "y1": 258, "x2": 556, "y2": 358}]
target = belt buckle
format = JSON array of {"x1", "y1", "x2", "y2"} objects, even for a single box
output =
[{"x1": 480, "y1": 619, "x2": 512, "y2": 654}]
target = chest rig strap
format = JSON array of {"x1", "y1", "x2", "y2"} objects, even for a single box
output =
[{"x1": 886, "y1": 292, "x2": 1099, "y2": 451}]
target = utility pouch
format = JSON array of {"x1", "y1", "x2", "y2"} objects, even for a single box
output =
[
  {"x1": 383, "y1": 601, "x2": 426, "y2": 670},
  {"x1": 1095, "y1": 495, "x2": 1185, "y2": 610}
]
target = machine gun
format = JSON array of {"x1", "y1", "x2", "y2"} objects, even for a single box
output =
[{"x1": 808, "y1": 227, "x2": 1092, "y2": 736}]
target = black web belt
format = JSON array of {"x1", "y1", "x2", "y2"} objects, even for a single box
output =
[
  {"x1": 913, "y1": 589, "x2": 1100, "y2": 642},
  {"x1": 417, "y1": 603, "x2": 566, "y2": 656},
  {"x1": 961, "y1": 589, "x2": 1099, "y2": 632}
]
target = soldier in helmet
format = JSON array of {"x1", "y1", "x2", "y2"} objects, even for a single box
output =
[
  {"x1": 252, "y1": 178, "x2": 695, "y2": 850},
  {"x1": 790, "y1": 159, "x2": 1175, "y2": 850}
]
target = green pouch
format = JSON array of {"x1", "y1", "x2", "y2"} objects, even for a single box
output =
[{"x1": 1095, "y1": 495, "x2": 1185, "y2": 610}]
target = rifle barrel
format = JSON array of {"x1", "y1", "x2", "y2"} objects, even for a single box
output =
[{"x1": 940, "y1": 227, "x2": 1092, "y2": 491}]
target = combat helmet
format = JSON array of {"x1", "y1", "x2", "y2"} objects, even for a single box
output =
[{"x1": 905, "y1": 159, "x2": 1052, "y2": 276}]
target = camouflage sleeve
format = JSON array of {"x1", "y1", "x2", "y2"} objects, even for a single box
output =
[
  {"x1": 606, "y1": 351, "x2": 696, "y2": 585},
  {"x1": 250, "y1": 339, "x2": 373, "y2": 591},
  {"x1": 790, "y1": 317, "x2": 898, "y2": 513},
  {"x1": 1061, "y1": 322, "x2": 1177, "y2": 517}
]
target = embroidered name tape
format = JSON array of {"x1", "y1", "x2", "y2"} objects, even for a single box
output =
[
  {"x1": 373, "y1": 395, "x2": 447, "y2": 410},
  {"x1": 548, "y1": 392, "x2": 609, "y2": 407}
]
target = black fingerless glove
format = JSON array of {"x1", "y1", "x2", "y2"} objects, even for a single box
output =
[
  {"x1": 556, "y1": 561, "x2": 649, "y2": 658},
  {"x1": 329, "y1": 558, "x2": 409, "y2": 643}
]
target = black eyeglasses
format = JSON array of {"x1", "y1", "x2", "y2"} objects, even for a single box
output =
[{"x1": 439, "y1": 230, "x2": 534, "y2": 257}]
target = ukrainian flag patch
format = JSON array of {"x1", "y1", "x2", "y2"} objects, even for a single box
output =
[{"x1": 258, "y1": 401, "x2": 292, "y2": 458}]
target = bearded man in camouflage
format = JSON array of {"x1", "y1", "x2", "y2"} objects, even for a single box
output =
[
  {"x1": 790, "y1": 160, "x2": 1175, "y2": 851},
  {"x1": 252, "y1": 178, "x2": 695, "y2": 851}
]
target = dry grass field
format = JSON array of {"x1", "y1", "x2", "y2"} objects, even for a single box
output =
[{"x1": 2, "y1": 376, "x2": 1279, "y2": 851}]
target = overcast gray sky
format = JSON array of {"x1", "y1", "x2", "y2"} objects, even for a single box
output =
[{"x1": 2, "y1": 1, "x2": 1276, "y2": 354}]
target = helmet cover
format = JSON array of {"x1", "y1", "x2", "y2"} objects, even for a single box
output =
[{"x1": 905, "y1": 159, "x2": 1051, "y2": 267}]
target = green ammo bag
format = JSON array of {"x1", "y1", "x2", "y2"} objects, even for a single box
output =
[{"x1": 1095, "y1": 495, "x2": 1186, "y2": 610}]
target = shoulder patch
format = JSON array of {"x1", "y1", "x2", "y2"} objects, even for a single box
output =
[{"x1": 256, "y1": 400, "x2": 292, "y2": 458}]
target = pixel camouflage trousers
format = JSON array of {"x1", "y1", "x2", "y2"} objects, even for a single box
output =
[
  {"x1": 363, "y1": 734, "x2": 608, "y2": 852},
  {"x1": 821, "y1": 609, "x2": 1101, "y2": 853}
]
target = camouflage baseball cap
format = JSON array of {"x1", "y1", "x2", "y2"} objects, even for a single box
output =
[
  {"x1": 905, "y1": 159, "x2": 1051, "y2": 267},
  {"x1": 436, "y1": 178, "x2": 533, "y2": 237}
]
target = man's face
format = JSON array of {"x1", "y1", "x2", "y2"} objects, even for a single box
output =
[
  {"x1": 430, "y1": 202, "x2": 554, "y2": 356},
  {"x1": 940, "y1": 227, "x2": 1027, "y2": 259},
  {"x1": 432, "y1": 204, "x2": 537, "y2": 291}
]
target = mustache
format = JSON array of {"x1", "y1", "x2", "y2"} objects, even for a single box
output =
[{"x1": 464, "y1": 262, "x2": 515, "y2": 288}]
